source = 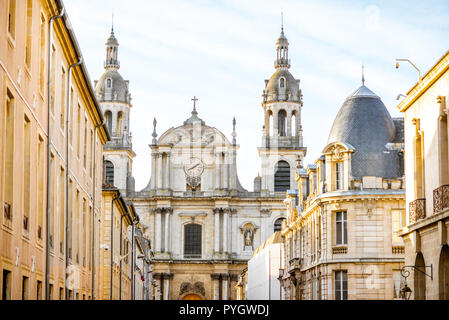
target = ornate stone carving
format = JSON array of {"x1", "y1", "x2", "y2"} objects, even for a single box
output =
[
  {"x1": 179, "y1": 282, "x2": 192, "y2": 295},
  {"x1": 179, "y1": 281, "x2": 205, "y2": 297},
  {"x1": 186, "y1": 175, "x2": 201, "y2": 189}
]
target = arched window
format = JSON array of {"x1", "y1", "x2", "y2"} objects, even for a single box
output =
[
  {"x1": 414, "y1": 253, "x2": 426, "y2": 300},
  {"x1": 104, "y1": 160, "x2": 114, "y2": 186},
  {"x1": 106, "y1": 78, "x2": 112, "y2": 88},
  {"x1": 274, "y1": 218, "x2": 285, "y2": 232},
  {"x1": 184, "y1": 223, "x2": 202, "y2": 258},
  {"x1": 278, "y1": 109, "x2": 287, "y2": 136},
  {"x1": 280, "y1": 77, "x2": 285, "y2": 88},
  {"x1": 117, "y1": 111, "x2": 123, "y2": 136},
  {"x1": 439, "y1": 245, "x2": 449, "y2": 299},
  {"x1": 274, "y1": 160, "x2": 290, "y2": 192},
  {"x1": 267, "y1": 110, "x2": 273, "y2": 136},
  {"x1": 292, "y1": 111, "x2": 297, "y2": 137},
  {"x1": 105, "y1": 111, "x2": 112, "y2": 136}
]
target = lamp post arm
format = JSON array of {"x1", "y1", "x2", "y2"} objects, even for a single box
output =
[
  {"x1": 400, "y1": 265, "x2": 433, "y2": 280},
  {"x1": 396, "y1": 58, "x2": 422, "y2": 80}
]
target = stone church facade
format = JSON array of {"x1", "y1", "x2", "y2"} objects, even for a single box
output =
[{"x1": 94, "y1": 26, "x2": 306, "y2": 300}]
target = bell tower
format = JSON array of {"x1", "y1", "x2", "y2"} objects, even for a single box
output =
[
  {"x1": 94, "y1": 24, "x2": 136, "y2": 195},
  {"x1": 257, "y1": 23, "x2": 307, "y2": 195}
]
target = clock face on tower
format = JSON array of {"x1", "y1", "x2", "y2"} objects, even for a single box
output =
[{"x1": 183, "y1": 157, "x2": 204, "y2": 177}]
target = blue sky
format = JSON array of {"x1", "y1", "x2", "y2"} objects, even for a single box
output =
[{"x1": 64, "y1": 0, "x2": 449, "y2": 191}]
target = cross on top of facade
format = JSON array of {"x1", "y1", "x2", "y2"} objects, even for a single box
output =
[{"x1": 191, "y1": 96, "x2": 198, "y2": 112}]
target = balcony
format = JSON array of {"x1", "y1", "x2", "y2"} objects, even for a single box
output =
[
  {"x1": 409, "y1": 198, "x2": 426, "y2": 224},
  {"x1": 433, "y1": 185, "x2": 449, "y2": 214},
  {"x1": 392, "y1": 246, "x2": 405, "y2": 254},
  {"x1": 287, "y1": 257, "x2": 302, "y2": 274},
  {"x1": 332, "y1": 246, "x2": 347, "y2": 254}
]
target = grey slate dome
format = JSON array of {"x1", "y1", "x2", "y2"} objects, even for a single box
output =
[
  {"x1": 327, "y1": 84, "x2": 403, "y2": 178},
  {"x1": 95, "y1": 69, "x2": 130, "y2": 103}
]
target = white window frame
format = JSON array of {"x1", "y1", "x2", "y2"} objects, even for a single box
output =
[
  {"x1": 335, "y1": 211, "x2": 347, "y2": 246},
  {"x1": 334, "y1": 270, "x2": 348, "y2": 300}
]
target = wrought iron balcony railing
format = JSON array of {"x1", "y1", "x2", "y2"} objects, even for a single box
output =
[
  {"x1": 433, "y1": 185, "x2": 449, "y2": 214},
  {"x1": 409, "y1": 198, "x2": 426, "y2": 224}
]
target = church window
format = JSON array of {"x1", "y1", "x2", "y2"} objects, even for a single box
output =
[
  {"x1": 280, "y1": 77, "x2": 285, "y2": 88},
  {"x1": 105, "y1": 110, "x2": 112, "y2": 136},
  {"x1": 274, "y1": 218, "x2": 285, "y2": 232},
  {"x1": 334, "y1": 270, "x2": 347, "y2": 300},
  {"x1": 104, "y1": 160, "x2": 114, "y2": 186},
  {"x1": 274, "y1": 160, "x2": 290, "y2": 192},
  {"x1": 184, "y1": 223, "x2": 202, "y2": 258},
  {"x1": 291, "y1": 111, "x2": 297, "y2": 136},
  {"x1": 278, "y1": 110, "x2": 287, "y2": 136},
  {"x1": 335, "y1": 162, "x2": 343, "y2": 190},
  {"x1": 106, "y1": 78, "x2": 112, "y2": 88},
  {"x1": 117, "y1": 111, "x2": 123, "y2": 136}
]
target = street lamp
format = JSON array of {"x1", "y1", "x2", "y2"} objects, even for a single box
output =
[
  {"x1": 399, "y1": 283, "x2": 412, "y2": 300},
  {"x1": 395, "y1": 58, "x2": 422, "y2": 81}
]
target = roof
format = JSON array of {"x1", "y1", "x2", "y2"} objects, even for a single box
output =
[
  {"x1": 264, "y1": 68, "x2": 300, "y2": 103},
  {"x1": 95, "y1": 69, "x2": 130, "y2": 104},
  {"x1": 327, "y1": 84, "x2": 403, "y2": 178}
]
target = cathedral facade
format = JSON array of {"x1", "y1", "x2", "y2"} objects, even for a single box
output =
[{"x1": 95, "y1": 27, "x2": 306, "y2": 300}]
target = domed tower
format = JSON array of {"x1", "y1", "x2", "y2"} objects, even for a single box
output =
[
  {"x1": 258, "y1": 25, "x2": 307, "y2": 195},
  {"x1": 321, "y1": 72, "x2": 404, "y2": 193},
  {"x1": 94, "y1": 26, "x2": 136, "y2": 195}
]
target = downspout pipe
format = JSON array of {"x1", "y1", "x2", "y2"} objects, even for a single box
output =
[
  {"x1": 110, "y1": 194, "x2": 119, "y2": 300},
  {"x1": 131, "y1": 219, "x2": 136, "y2": 300},
  {"x1": 119, "y1": 213, "x2": 123, "y2": 300},
  {"x1": 46, "y1": 6, "x2": 65, "y2": 301},
  {"x1": 91, "y1": 119, "x2": 105, "y2": 300},
  {"x1": 64, "y1": 56, "x2": 83, "y2": 300}
]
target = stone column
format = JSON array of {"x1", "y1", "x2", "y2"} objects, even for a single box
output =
[
  {"x1": 150, "y1": 153, "x2": 157, "y2": 189},
  {"x1": 211, "y1": 275, "x2": 219, "y2": 300},
  {"x1": 214, "y1": 152, "x2": 220, "y2": 190},
  {"x1": 273, "y1": 110, "x2": 279, "y2": 136},
  {"x1": 155, "y1": 208, "x2": 162, "y2": 252},
  {"x1": 165, "y1": 154, "x2": 171, "y2": 189},
  {"x1": 223, "y1": 153, "x2": 228, "y2": 189},
  {"x1": 164, "y1": 208, "x2": 171, "y2": 253},
  {"x1": 223, "y1": 275, "x2": 228, "y2": 300},
  {"x1": 213, "y1": 208, "x2": 220, "y2": 253},
  {"x1": 164, "y1": 276, "x2": 170, "y2": 300},
  {"x1": 287, "y1": 110, "x2": 292, "y2": 136},
  {"x1": 223, "y1": 209, "x2": 229, "y2": 253},
  {"x1": 157, "y1": 153, "x2": 163, "y2": 189}
]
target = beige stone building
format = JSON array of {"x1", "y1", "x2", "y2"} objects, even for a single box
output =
[
  {"x1": 0, "y1": 0, "x2": 109, "y2": 300},
  {"x1": 98, "y1": 186, "x2": 138, "y2": 300},
  {"x1": 279, "y1": 78, "x2": 406, "y2": 300},
  {"x1": 398, "y1": 50, "x2": 449, "y2": 300}
]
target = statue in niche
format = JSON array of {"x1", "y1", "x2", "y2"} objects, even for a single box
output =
[{"x1": 244, "y1": 228, "x2": 253, "y2": 247}]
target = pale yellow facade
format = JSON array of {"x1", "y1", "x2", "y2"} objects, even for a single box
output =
[
  {"x1": 99, "y1": 188, "x2": 136, "y2": 300},
  {"x1": 398, "y1": 50, "x2": 449, "y2": 300},
  {"x1": 0, "y1": 0, "x2": 108, "y2": 300}
]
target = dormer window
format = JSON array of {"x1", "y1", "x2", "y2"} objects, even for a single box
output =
[
  {"x1": 280, "y1": 77, "x2": 285, "y2": 88},
  {"x1": 106, "y1": 78, "x2": 112, "y2": 88},
  {"x1": 335, "y1": 162, "x2": 344, "y2": 190}
]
